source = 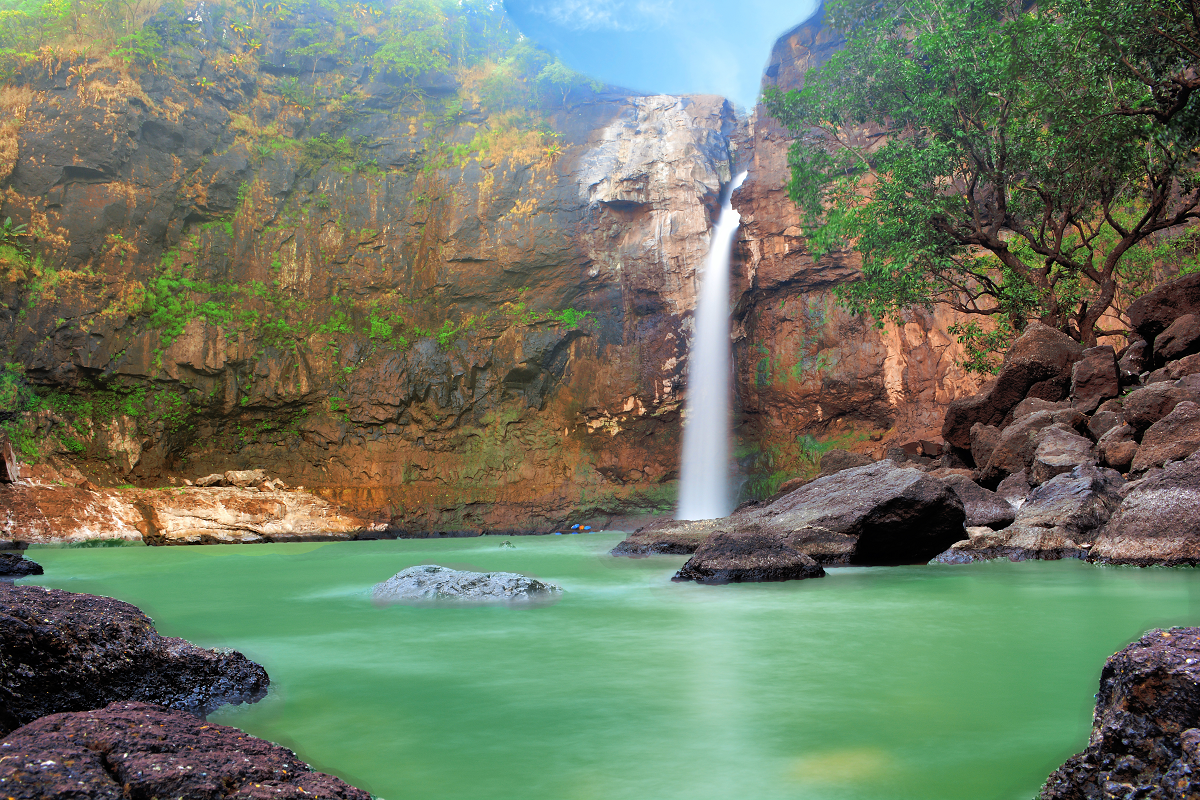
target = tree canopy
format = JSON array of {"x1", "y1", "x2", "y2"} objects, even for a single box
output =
[{"x1": 764, "y1": 0, "x2": 1200, "y2": 359}]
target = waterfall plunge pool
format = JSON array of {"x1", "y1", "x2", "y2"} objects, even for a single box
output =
[{"x1": 21, "y1": 534, "x2": 1200, "y2": 800}]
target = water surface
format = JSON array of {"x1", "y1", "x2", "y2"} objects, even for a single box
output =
[{"x1": 23, "y1": 535, "x2": 1200, "y2": 800}]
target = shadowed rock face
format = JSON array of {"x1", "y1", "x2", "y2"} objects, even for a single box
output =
[
  {"x1": 672, "y1": 529, "x2": 825, "y2": 584},
  {"x1": 0, "y1": 585, "x2": 267, "y2": 736},
  {"x1": 0, "y1": 701, "x2": 370, "y2": 800},
  {"x1": 1041, "y1": 628, "x2": 1200, "y2": 800}
]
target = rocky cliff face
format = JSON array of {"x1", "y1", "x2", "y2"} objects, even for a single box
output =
[
  {"x1": 0, "y1": 4, "x2": 979, "y2": 533},
  {"x1": 730, "y1": 8, "x2": 983, "y2": 484}
]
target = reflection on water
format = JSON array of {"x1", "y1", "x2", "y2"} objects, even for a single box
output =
[{"x1": 23, "y1": 535, "x2": 1200, "y2": 800}]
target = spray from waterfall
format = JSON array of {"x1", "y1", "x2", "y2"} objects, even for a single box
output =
[{"x1": 676, "y1": 171, "x2": 748, "y2": 521}]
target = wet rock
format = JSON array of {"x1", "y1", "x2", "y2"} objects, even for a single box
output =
[
  {"x1": 0, "y1": 585, "x2": 268, "y2": 736},
  {"x1": 1127, "y1": 272, "x2": 1200, "y2": 343},
  {"x1": 970, "y1": 423, "x2": 1002, "y2": 469},
  {"x1": 995, "y1": 470, "x2": 1033, "y2": 510},
  {"x1": 941, "y1": 474, "x2": 1016, "y2": 529},
  {"x1": 372, "y1": 565, "x2": 562, "y2": 602},
  {"x1": 0, "y1": 701, "x2": 370, "y2": 800},
  {"x1": 942, "y1": 322, "x2": 1084, "y2": 450},
  {"x1": 1030, "y1": 424, "x2": 1096, "y2": 485},
  {"x1": 1122, "y1": 381, "x2": 1199, "y2": 433},
  {"x1": 1131, "y1": 401, "x2": 1200, "y2": 473},
  {"x1": 1098, "y1": 423, "x2": 1139, "y2": 472},
  {"x1": 934, "y1": 465, "x2": 1122, "y2": 563},
  {"x1": 978, "y1": 408, "x2": 1085, "y2": 485},
  {"x1": 1070, "y1": 345, "x2": 1120, "y2": 413},
  {"x1": 818, "y1": 449, "x2": 874, "y2": 476},
  {"x1": 0, "y1": 553, "x2": 42, "y2": 577},
  {"x1": 672, "y1": 529, "x2": 826, "y2": 584},
  {"x1": 1040, "y1": 628, "x2": 1200, "y2": 799},
  {"x1": 611, "y1": 519, "x2": 719, "y2": 556},
  {"x1": 0, "y1": 436, "x2": 17, "y2": 484},
  {"x1": 1154, "y1": 313, "x2": 1200, "y2": 366},
  {"x1": 1089, "y1": 453, "x2": 1200, "y2": 565}
]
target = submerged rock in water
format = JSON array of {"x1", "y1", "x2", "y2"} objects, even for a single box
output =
[
  {"x1": 1040, "y1": 627, "x2": 1200, "y2": 799},
  {"x1": 0, "y1": 701, "x2": 370, "y2": 800},
  {"x1": 372, "y1": 565, "x2": 562, "y2": 602},
  {"x1": 0, "y1": 584, "x2": 268, "y2": 736}
]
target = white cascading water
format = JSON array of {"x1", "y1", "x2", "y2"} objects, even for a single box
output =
[{"x1": 676, "y1": 170, "x2": 748, "y2": 521}]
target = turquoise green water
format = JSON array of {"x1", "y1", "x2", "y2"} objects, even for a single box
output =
[{"x1": 21, "y1": 535, "x2": 1200, "y2": 800}]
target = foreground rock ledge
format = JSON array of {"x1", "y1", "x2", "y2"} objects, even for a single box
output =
[
  {"x1": 0, "y1": 584, "x2": 268, "y2": 735},
  {"x1": 1041, "y1": 627, "x2": 1200, "y2": 799},
  {"x1": 372, "y1": 565, "x2": 563, "y2": 602},
  {"x1": 0, "y1": 701, "x2": 370, "y2": 800}
]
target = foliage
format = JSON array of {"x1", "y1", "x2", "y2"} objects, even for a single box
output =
[{"x1": 763, "y1": 0, "x2": 1200, "y2": 347}]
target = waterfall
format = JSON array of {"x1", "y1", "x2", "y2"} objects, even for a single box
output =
[{"x1": 676, "y1": 171, "x2": 748, "y2": 521}]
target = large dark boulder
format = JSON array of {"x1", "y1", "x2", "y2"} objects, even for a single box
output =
[
  {"x1": 969, "y1": 423, "x2": 1002, "y2": 469},
  {"x1": 1127, "y1": 272, "x2": 1200, "y2": 344},
  {"x1": 611, "y1": 518, "x2": 719, "y2": 556},
  {"x1": 1089, "y1": 452, "x2": 1200, "y2": 566},
  {"x1": 1154, "y1": 313, "x2": 1200, "y2": 366},
  {"x1": 1070, "y1": 345, "x2": 1120, "y2": 414},
  {"x1": 934, "y1": 465, "x2": 1123, "y2": 563},
  {"x1": 613, "y1": 461, "x2": 966, "y2": 566},
  {"x1": 1131, "y1": 401, "x2": 1200, "y2": 473},
  {"x1": 941, "y1": 474, "x2": 1016, "y2": 530},
  {"x1": 818, "y1": 449, "x2": 873, "y2": 476},
  {"x1": 1040, "y1": 628, "x2": 1200, "y2": 799},
  {"x1": 943, "y1": 322, "x2": 1084, "y2": 450},
  {"x1": 672, "y1": 529, "x2": 825, "y2": 584},
  {"x1": 0, "y1": 585, "x2": 268, "y2": 736},
  {"x1": 1098, "y1": 423, "x2": 1139, "y2": 472},
  {"x1": 0, "y1": 553, "x2": 41, "y2": 578},
  {"x1": 0, "y1": 701, "x2": 370, "y2": 800},
  {"x1": 1122, "y1": 381, "x2": 1199, "y2": 434},
  {"x1": 1030, "y1": 424, "x2": 1096, "y2": 485},
  {"x1": 977, "y1": 408, "x2": 1086, "y2": 485}
]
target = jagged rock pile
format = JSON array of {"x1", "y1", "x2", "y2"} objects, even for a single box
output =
[
  {"x1": 616, "y1": 273, "x2": 1200, "y2": 579},
  {"x1": 0, "y1": 584, "x2": 268, "y2": 736},
  {"x1": 1040, "y1": 628, "x2": 1200, "y2": 799},
  {"x1": 0, "y1": 701, "x2": 370, "y2": 800}
]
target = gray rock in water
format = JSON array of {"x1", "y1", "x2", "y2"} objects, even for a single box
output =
[{"x1": 372, "y1": 565, "x2": 562, "y2": 602}]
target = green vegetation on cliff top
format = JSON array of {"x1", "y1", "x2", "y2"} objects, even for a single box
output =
[{"x1": 765, "y1": 0, "x2": 1200, "y2": 371}]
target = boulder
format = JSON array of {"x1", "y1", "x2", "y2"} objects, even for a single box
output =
[
  {"x1": 1089, "y1": 453, "x2": 1200, "y2": 565},
  {"x1": 1122, "y1": 381, "x2": 1199, "y2": 433},
  {"x1": 0, "y1": 585, "x2": 268, "y2": 736},
  {"x1": 978, "y1": 408, "x2": 1085, "y2": 485},
  {"x1": 942, "y1": 322, "x2": 1085, "y2": 449},
  {"x1": 0, "y1": 553, "x2": 42, "y2": 577},
  {"x1": 941, "y1": 474, "x2": 1016, "y2": 529},
  {"x1": 193, "y1": 472, "x2": 224, "y2": 487},
  {"x1": 1040, "y1": 628, "x2": 1200, "y2": 799},
  {"x1": 1153, "y1": 312, "x2": 1200, "y2": 366},
  {"x1": 1012, "y1": 398, "x2": 1074, "y2": 420},
  {"x1": 1131, "y1": 401, "x2": 1200, "y2": 472},
  {"x1": 223, "y1": 468, "x2": 268, "y2": 487},
  {"x1": 1118, "y1": 338, "x2": 1152, "y2": 377},
  {"x1": 1147, "y1": 352, "x2": 1200, "y2": 384},
  {"x1": 372, "y1": 565, "x2": 562, "y2": 602},
  {"x1": 1098, "y1": 423, "x2": 1139, "y2": 472},
  {"x1": 969, "y1": 423, "x2": 1002, "y2": 469},
  {"x1": 615, "y1": 461, "x2": 966, "y2": 566},
  {"x1": 611, "y1": 518, "x2": 720, "y2": 556},
  {"x1": 818, "y1": 448, "x2": 873, "y2": 476},
  {"x1": 933, "y1": 465, "x2": 1123, "y2": 563},
  {"x1": 0, "y1": 701, "x2": 370, "y2": 800},
  {"x1": 1070, "y1": 345, "x2": 1120, "y2": 413},
  {"x1": 1030, "y1": 424, "x2": 1096, "y2": 485},
  {"x1": 1086, "y1": 408, "x2": 1124, "y2": 440},
  {"x1": 1126, "y1": 271, "x2": 1200, "y2": 343},
  {"x1": 672, "y1": 529, "x2": 826, "y2": 584},
  {"x1": 0, "y1": 435, "x2": 17, "y2": 484},
  {"x1": 995, "y1": 470, "x2": 1033, "y2": 509}
]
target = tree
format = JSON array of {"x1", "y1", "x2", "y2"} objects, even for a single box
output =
[{"x1": 763, "y1": 0, "x2": 1200, "y2": 350}]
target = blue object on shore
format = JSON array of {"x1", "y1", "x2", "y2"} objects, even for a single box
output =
[
  {"x1": 571, "y1": 524, "x2": 580, "y2": 530},
  {"x1": 553, "y1": 532, "x2": 562, "y2": 535},
  {"x1": 583, "y1": 526, "x2": 592, "y2": 531}
]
